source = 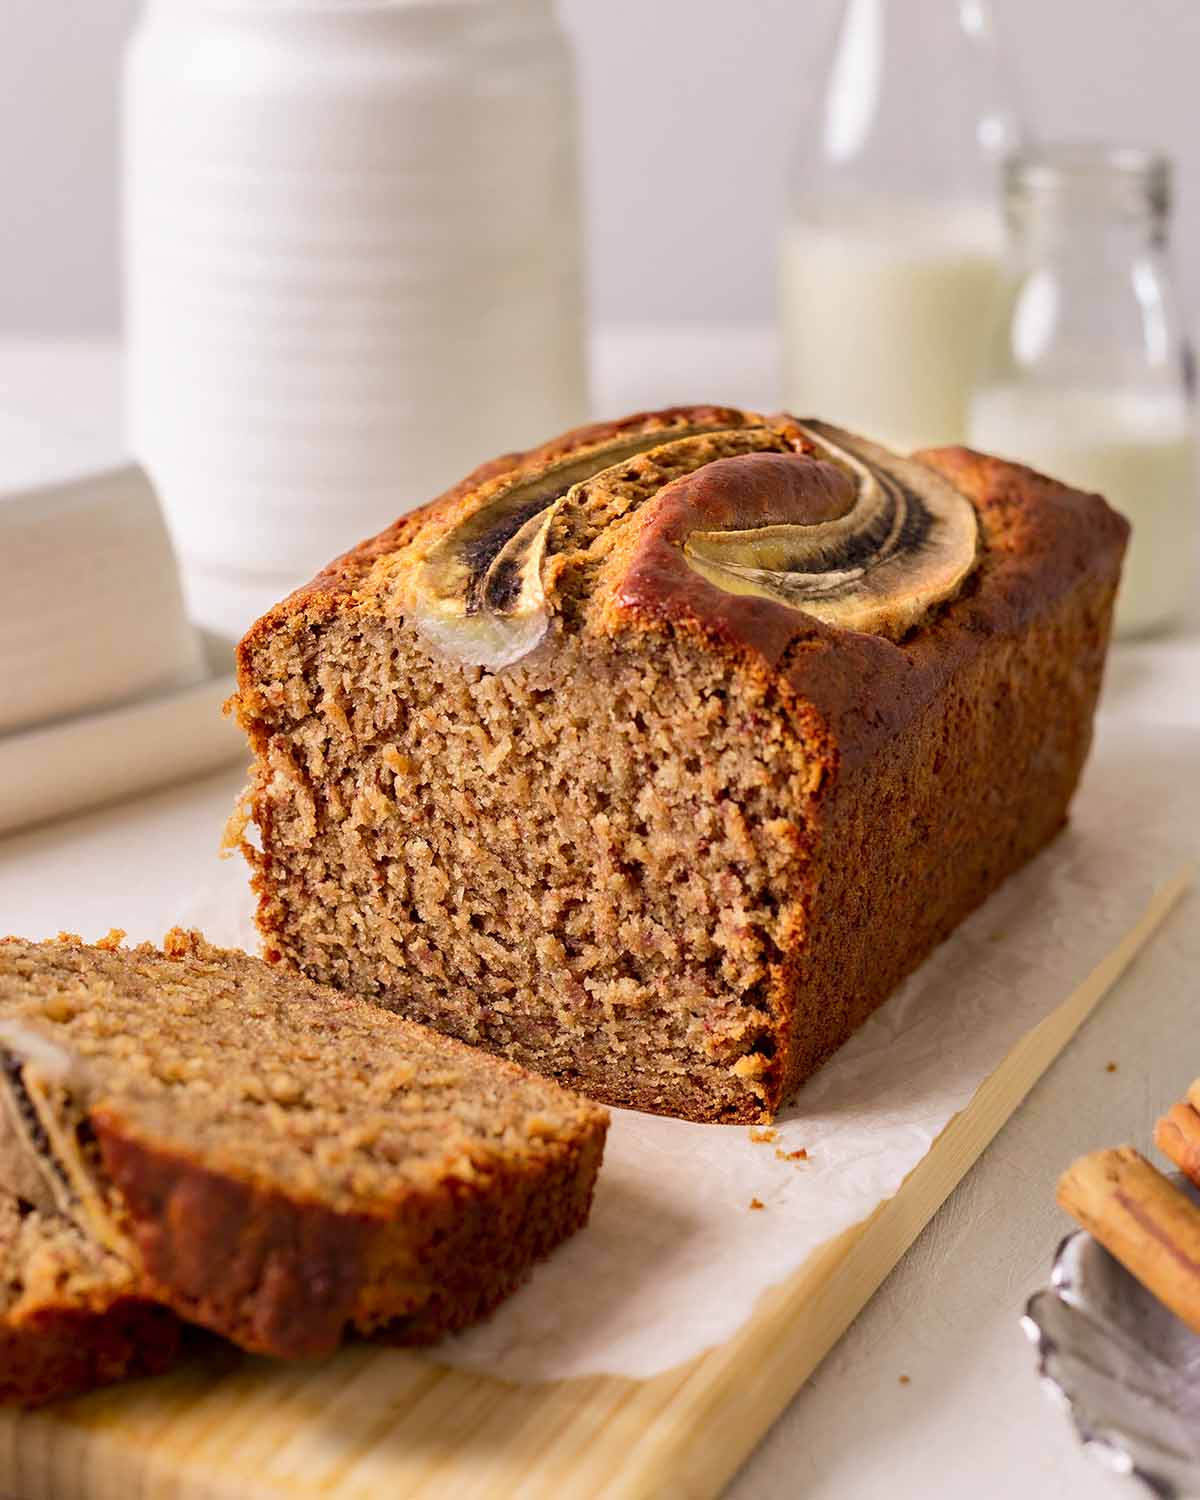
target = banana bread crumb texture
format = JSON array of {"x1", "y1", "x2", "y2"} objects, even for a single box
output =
[
  {"x1": 232, "y1": 406, "x2": 1128, "y2": 1123},
  {"x1": 0, "y1": 1193, "x2": 181, "y2": 1406},
  {"x1": 0, "y1": 930, "x2": 607, "y2": 1360}
]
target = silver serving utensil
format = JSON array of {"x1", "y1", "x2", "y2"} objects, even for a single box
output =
[{"x1": 1023, "y1": 1174, "x2": 1200, "y2": 1497}]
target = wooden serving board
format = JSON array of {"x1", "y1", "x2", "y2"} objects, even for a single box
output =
[{"x1": 1, "y1": 867, "x2": 1190, "y2": 1500}]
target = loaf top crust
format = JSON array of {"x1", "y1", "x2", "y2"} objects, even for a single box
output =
[
  {"x1": 243, "y1": 405, "x2": 751, "y2": 627},
  {"x1": 238, "y1": 406, "x2": 1129, "y2": 777}
]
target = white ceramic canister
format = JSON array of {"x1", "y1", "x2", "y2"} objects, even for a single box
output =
[{"x1": 124, "y1": 0, "x2": 588, "y2": 634}]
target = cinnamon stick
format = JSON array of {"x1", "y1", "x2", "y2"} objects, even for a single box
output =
[
  {"x1": 1057, "y1": 1146, "x2": 1200, "y2": 1335},
  {"x1": 1155, "y1": 1089, "x2": 1200, "y2": 1189}
]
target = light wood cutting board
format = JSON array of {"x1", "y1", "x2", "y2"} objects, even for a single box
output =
[{"x1": 0, "y1": 867, "x2": 1190, "y2": 1500}]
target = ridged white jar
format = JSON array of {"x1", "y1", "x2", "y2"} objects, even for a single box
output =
[{"x1": 123, "y1": 0, "x2": 587, "y2": 631}]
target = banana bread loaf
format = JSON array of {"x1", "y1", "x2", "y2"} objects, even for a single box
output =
[
  {"x1": 0, "y1": 929, "x2": 607, "y2": 1358},
  {"x1": 231, "y1": 406, "x2": 1128, "y2": 1123},
  {"x1": 0, "y1": 1193, "x2": 181, "y2": 1406}
]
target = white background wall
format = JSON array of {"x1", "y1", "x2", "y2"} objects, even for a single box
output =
[{"x1": 2, "y1": 0, "x2": 1198, "y2": 332}]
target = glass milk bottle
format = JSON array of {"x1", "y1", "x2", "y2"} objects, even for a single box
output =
[
  {"x1": 780, "y1": 0, "x2": 1021, "y2": 452},
  {"x1": 968, "y1": 147, "x2": 1196, "y2": 639}
]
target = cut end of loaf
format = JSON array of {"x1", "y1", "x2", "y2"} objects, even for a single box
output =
[
  {"x1": 233, "y1": 405, "x2": 1128, "y2": 1124},
  {"x1": 239, "y1": 618, "x2": 815, "y2": 1122}
]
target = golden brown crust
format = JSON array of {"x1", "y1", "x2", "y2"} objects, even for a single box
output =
[
  {"x1": 0, "y1": 1167, "x2": 184, "y2": 1405},
  {"x1": 92, "y1": 1118, "x2": 373, "y2": 1359},
  {"x1": 238, "y1": 403, "x2": 755, "y2": 672},
  {"x1": 233, "y1": 407, "x2": 1128, "y2": 1123},
  {"x1": 768, "y1": 561, "x2": 1118, "y2": 1114},
  {"x1": 93, "y1": 1106, "x2": 604, "y2": 1358},
  {"x1": 0, "y1": 1297, "x2": 181, "y2": 1407},
  {"x1": 0, "y1": 927, "x2": 609, "y2": 1356},
  {"x1": 606, "y1": 440, "x2": 1128, "y2": 774},
  {"x1": 238, "y1": 411, "x2": 1127, "y2": 780},
  {"x1": 368, "y1": 1117, "x2": 607, "y2": 1345},
  {"x1": 602, "y1": 441, "x2": 1126, "y2": 1115}
]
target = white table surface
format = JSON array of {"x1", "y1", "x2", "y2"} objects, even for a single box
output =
[{"x1": 1, "y1": 331, "x2": 1198, "y2": 1500}]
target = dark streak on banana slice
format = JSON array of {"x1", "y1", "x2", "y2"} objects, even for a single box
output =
[
  {"x1": 461, "y1": 495, "x2": 558, "y2": 613},
  {"x1": 0, "y1": 1048, "x2": 74, "y2": 1213},
  {"x1": 0, "y1": 1024, "x2": 130, "y2": 1257},
  {"x1": 412, "y1": 426, "x2": 750, "y2": 669},
  {"x1": 683, "y1": 421, "x2": 978, "y2": 640},
  {"x1": 478, "y1": 503, "x2": 560, "y2": 615}
]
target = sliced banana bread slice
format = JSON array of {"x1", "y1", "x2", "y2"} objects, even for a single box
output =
[
  {"x1": 0, "y1": 1193, "x2": 181, "y2": 1406},
  {"x1": 0, "y1": 929, "x2": 608, "y2": 1360}
]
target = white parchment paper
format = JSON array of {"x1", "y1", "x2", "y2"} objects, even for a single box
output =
[{"x1": 179, "y1": 732, "x2": 1194, "y2": 1382}]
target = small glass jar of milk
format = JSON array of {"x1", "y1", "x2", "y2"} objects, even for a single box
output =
[
  {"x1": 780, "y1": 0, "x2": 1022, "y2": 452},
  {"x1": 968, "y1": 146, "x2": 1196, "y2": 639}
]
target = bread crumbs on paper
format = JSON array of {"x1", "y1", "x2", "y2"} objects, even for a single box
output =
[
  {"x1": 1106, "y1": 1062, "x2": 1119, "y2": 1073},
  {"x1": 775, "y1": 1147, "x2": 809, "y2": 1162},
  {"x1": 899, "y1": 1374, "x2": 911, "y2": 1386},
  {"x1": 748, "y1": 1127, "x2": 777, "y2": 1144},
  {"x1": 749, "y1": 1198, "x2": 766, "y2": 1211}
]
